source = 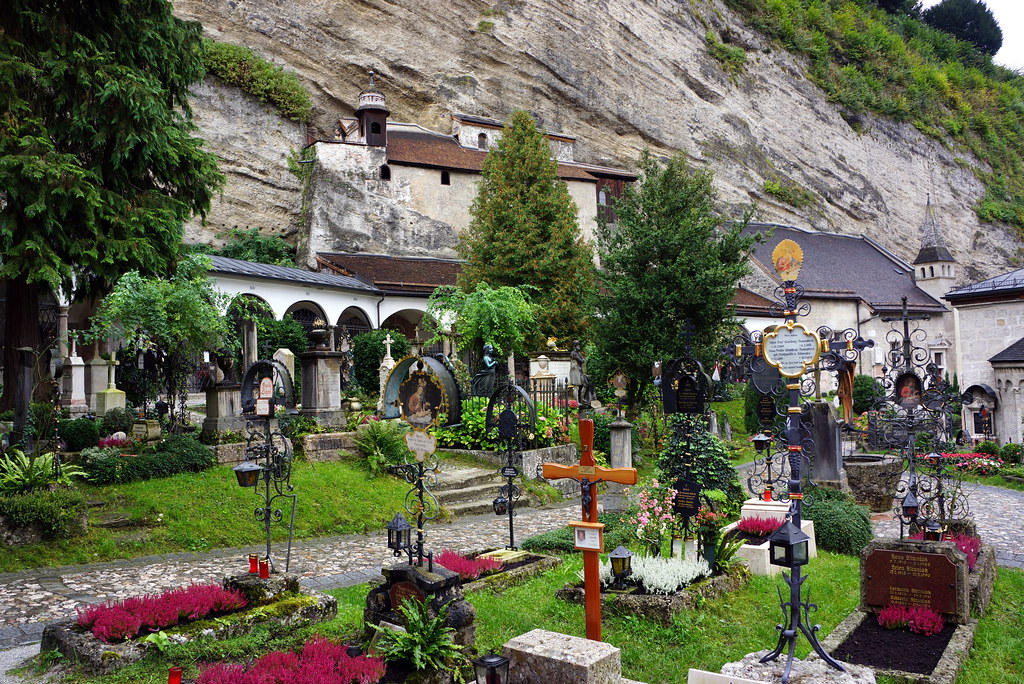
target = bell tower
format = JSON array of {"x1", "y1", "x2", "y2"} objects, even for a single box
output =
[
  {"x1": 912, "y1": 195, "x2": 957, "y2": 302},
  {"x1": 355, "y1": 70, "x2": 389, "y2": 147}
]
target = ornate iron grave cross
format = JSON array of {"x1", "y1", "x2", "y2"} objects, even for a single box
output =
[
  {"x1": 485, "y1": 380, "x2": 536, "y2": 550},
  {"x1": 723, "y1": 239, "x2": 872, "y2": 683},
  {"x1": 542, "y1": 419, "x2": 637, "y2": 642}
]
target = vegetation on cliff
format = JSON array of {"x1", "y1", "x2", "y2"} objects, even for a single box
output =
[
  {"x1": 726, "y1": 0, "x2": 1024, "y2": 233},
  {"x1": 202, "y1": 39, "x2": 312, "y2": 122}
]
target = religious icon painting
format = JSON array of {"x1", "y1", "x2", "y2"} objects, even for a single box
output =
[
  {"x1": 398, "y1": 371, "x2": 445, "y2": 428},
  {"x1": 609, "y1": 369, "x2": 629, "y2": 399},
  {"x1": 894, "y1": 372, "x2": 922, "y2": 410},
  {"x1": 771, "y1": 239, "x2": 803, "y2": 281}
]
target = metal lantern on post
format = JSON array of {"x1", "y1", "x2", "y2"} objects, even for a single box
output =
[
  {"x1": 751, "y1": 432, "x2": 772, "y2": 453},
  {"x1": 492, "y1": 494, "x2": 509, "y2": 517},
  {"x1": 232, "y1": 461, "x2": 263, "y2": 488},
  {"x1": 473, "y1": 653, "x2": 510, "y2": 684},
  {"x1": 900, "y1": 489, "x2": 920, "y2": 520},
  {"x1": 767, "y1": 518, "x2": 811, "y2": 568},
  {"x1": 609, "y1": 545, "x2": 633, "y2": 588},
  {"x1": 386, "y1": 513, "x2": 413, "y2": 561},
  {"x1": 923, "y1": 519, "x2": 945, "y2": 541}
]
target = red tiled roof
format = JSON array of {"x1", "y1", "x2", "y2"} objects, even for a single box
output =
[
  {"x1": 731, "y1": 287, "x2": 776, "y2": 315},
  {"x1": 316, "y1": 253, "x2": 462, "y2": 295}
]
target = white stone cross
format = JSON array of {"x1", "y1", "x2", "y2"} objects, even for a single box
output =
[{"x1": 383, "y1": 333, "x2": 394, "y2": 362}]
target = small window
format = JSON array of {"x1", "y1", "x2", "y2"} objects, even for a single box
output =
[
  {"x1": 441, "y1": 170, "x2": 451, "y2": 185},
  {"x1": 380, "y1": 164, "x2": 391, "y2": 181},
  {"x1": 934, "y1": 352, "x2": 943, "y2": 368},
  {"x1": 929, "y1": 265, "x2": 934, "y2": 277},
  {"x1": 920, "y1": 268, "x2": 926, "y2": 278},
  {"x1": 598, "y1": 190, "x2": 607, "y2": 205},
  {"x1": 478, "y1": 133, "x2": 488, "y2": 149},
  {"x1": 370, "y1": 122, "x2": 382, "y2": 135}
]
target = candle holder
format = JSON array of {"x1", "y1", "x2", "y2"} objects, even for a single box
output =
[
  {"x1": 168, "y1": 666, "x2": 183, "y2": 684},
  {"x1": 259, "y1": 556, "x2": 270, "y2": 579},
  {"x1": 248, "y1": 553, "x2": 259, "y2": 574}
]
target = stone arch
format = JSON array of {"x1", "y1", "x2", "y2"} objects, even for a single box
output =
[
  {"x1": 336, "y1": 306, "x2": 372, "y2": 335},
  {"x1": 381, "y1": 308, "x2": 426, "y2": 342},
  {"x1": 284, "y1": 300, "x2": 327, "y2": 332}
]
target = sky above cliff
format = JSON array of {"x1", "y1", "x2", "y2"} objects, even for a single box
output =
[{"x1": 920, "y1": 0, "x2": 1023, "y2": 71}]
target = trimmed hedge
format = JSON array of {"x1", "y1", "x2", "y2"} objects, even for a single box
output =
[
  {"x1": 802, "y1": 498, "x2": 874, "y2": 555},
  {"x1": 81, "y1": 435, "x2": 215, "y2": 484},
  {"x1": 101, "y1": 408, "x2": 136, "y2": 436},
  {"x1": 522, "y1": 513, "x2": 632, "y2": 553},
  {"x1": 0, "y1": 488, "x2": 87, "y2": 539},
  {"x1": 58, "y1": 418, "x2": 99, "y2": 452}
]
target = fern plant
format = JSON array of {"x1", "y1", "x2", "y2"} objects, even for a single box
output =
[
  {"x1": 353, "y1": 419, "x2": 409, "y2": 476},
  {"x1": 368, "y1": 599, "x2": 464, "y2": 674},
  {"x1": 0, "y1": 450, "x2": 86, "y2": 494}
]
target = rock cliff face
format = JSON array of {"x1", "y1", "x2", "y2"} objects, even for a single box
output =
[{"x1": 175, "y1": 0, "x2": 1018, "y2": 281}]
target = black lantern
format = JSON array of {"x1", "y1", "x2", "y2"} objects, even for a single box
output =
[
  {"x1": 767, "y1": 518, "x2": 811, "y2": 568},
  {"x1": 232, "y1": 460, "x2": 263, "y2": 488},
  {"x1": 473, "y1": 652, "x2": 510, "y2": 684},
  {"x1": 923, "y1": 519, "x2": 945, "y2": 541},
  {"x1": 751, "y1": 432, "x2": 772, "y2": 453},
  {"x1": 609, "y1": 545, "x2": 633, "y2": 586},
  {"x1": 492, "y1": 494, "x2": 509, "y2": 516},
  {"x1": 386, "y1": 513, "x2": 412, "y2": 553},
  {"x1": 901, "y1": 489, "x2": 919, "y2": 519}
]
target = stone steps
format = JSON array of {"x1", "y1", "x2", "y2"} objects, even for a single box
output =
[{"x1": 433, "y1": 465, "x2": 533, "y2": 518}]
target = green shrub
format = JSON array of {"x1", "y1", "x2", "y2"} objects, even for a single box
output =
[
  {"x1": 277, "y1": 413, "x2": 327, "y2": 441},
  {"x1": 976, "y1": 439, "x2": 999, "y2": 456},
  {"x1": 657, "y1": 414, "x2": 744, "y2": 503},
  {"x1": 999, "y1": 442, "x2": 1023, "y2": 464},
  {"x1": 0, "y1": 488, "x2": 87, "y2": 539},
  {"x1": 353, "y1": 419, "x2": 409, "y2": 476},
  {"x1": 0, "y1": 450, "x2": 87, "y2": 494},
  {"x1": 353, "y1": 330, "x2": 411, "y2": 392},
  {"x1": 802, "y1": 499, "x2": 873, "y2": 555},
  {"x1": 804, "y1": 484, "x2": 854, "y2": 506},
  {"x1": 202, "y1": 40, "x2": 312, "y2": 121},
  {"x1": 852, "y1": 374, "x2": 884, "y2": 414},
  {"x1": 81, "y1": 435, "x2": 215, "y2": 484},
  {"x1": 58, "y1": 418, "x2": 99, "y2": 452},
  {"x1": 101, "y1": 408, "x2": 136, "y2": 436},
  {"x1": 0, "y1": 410, "x2": 14, "y2": 421}
]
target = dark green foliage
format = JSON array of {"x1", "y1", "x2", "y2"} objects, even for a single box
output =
[
  {"x1": 352, "y1": 330, "x2": 411, "y2": 392},
  {"x1": 458, "y1": 110, "x2": 595, "y2": 344},
  {"x1": 0, "y1": 488, "x2": 87, "y2": 539},
  {"x1": 804, "y1": 484, "x2": 854, "y2": 505},
  {"x1": 522, "y1": 513, "x2": 631, "y2": 553},
  {"x1": 657, "y1": 414, "x2": 744, "y2": 503},
  {"x1": 57, "y1": 419, "x2": 99, "y2": 452},
  {"x1": 873, "y1": 0, "x2": 922, "y2": 18},
  {"x1": 352, "y1": 420, "x2": 409, "y2": 476},
  {"x1": 975, "y1": 439, "x2": 999, "y2": 456},
  {"x1": 369, "y1": 599, "x2": 463, "y2": 673},
  {"x1": 27, "y1": 403, "x2": 60, "y2": 445},
  {"x1": 802, "y1": 499, "x2": 874, "y2": 555},
  {"x1": 593, "y1": 151, "x2": 760, "y2": 410},
  {"x1": 202, "y1": 40, "x2": 312, "y2": 121},
  {"x1": 0, "y1": 0, "x2": 223, "y2": 408},
  {"x1": 999, "y1": 442, "x2": 1023, "y2": 464},
  {"x1": 852, "y1": 374, "x2": 884, "y2": 414},
  {"x1": 81, "y1": 435, "x2": 215, "y2": 484},
  {"x1": 100, "y1": 408, "x2": 136, "y2": 436},
  {"x1": 210, "y1": 228, "x2": 296, "y2": 266},
  {"x1": 923, "y1": 0, "x2": 1002, "y2": 56}
]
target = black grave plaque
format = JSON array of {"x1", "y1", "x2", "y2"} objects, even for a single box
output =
[
  {"x1": 756, "y1": 393, "x2": 777, "y2": 423},
  {"x1": 672, "y1": 478, "x2": 701, "y2": 516},
  {"x1": 676, "y1": 375, "x2": 705, "y2": 415},
  {"x1": 864, "y1": 549, "x2": 957, "y2": 616}
]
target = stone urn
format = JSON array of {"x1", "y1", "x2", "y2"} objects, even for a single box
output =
[
  {"x1": 347, "y1": 397, "x2": 363, "y2": 412},
  {"x1": 308, "y1": 327, "x2": 330, "y2": 350}
]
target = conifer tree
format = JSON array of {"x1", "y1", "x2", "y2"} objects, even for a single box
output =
[
  {"x1": 0, "y1": 0, "x2": 223, "y2": 410},
  {"x1": 923, "y1": 0, "x2": 1002, "y2": 56},
  {"x1": 458, "y1": 110, "x2": 595, "y2": 345}
]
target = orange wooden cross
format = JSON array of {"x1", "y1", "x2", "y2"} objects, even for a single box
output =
[{"x1": 542, "y1": 418, "x2": 637, "y2": 642}]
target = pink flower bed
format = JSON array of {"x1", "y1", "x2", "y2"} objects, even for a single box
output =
[
  {"x1": 98, "y1": 436, "x2": 133, "y2": 448},
  {"x1": 76, "y1": 583, "x2": 247, "y2": 642},
  {"x1": 435, "y1": 549, "x2": 502, "y2": 580},
  {"x1": 909, "y1": 531, "x2": 982, "y2": 571},
  {"x1": 736, "y1": 515, "x2": 782, "y2": 537},
  {"x1": 198, "y1": 637, "x2": 385, "y2": 684},
  {"x1": 877, "y1": 604, "x2": 945, "y2": 636},
  {"x1": 923, "y1": 452, "x2": 1004, "y2": 476}
]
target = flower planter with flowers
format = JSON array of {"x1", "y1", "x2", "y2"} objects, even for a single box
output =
[
  {"x1": 720, "y1": 499, "x2": 817, "y2": 576},
  {"x1": 40, "y1": 574, "x2": 337, "y2": 675}
]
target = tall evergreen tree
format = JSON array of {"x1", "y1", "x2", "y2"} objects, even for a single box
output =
[
  {"x1": 873, "y1": 0, "x2": 922, "y2": 18},
  {"x1": 593, "y1": 152, "x2": 760, "y2": 408},
  {"x1": 923, "y1": 0, "x2": 1002, "y2": 56},
  {"x1": 0, "y1": 0, "x2": 223, "y2": 409},
  {"x1": 457, "y1": 110, "x2": 595, "y2": 345}
]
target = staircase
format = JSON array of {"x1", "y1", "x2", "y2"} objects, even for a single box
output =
[{"x1": 433, "y1": 465, "x2": 533, "y2": 518}]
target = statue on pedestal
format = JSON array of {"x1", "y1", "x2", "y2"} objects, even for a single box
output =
[
  {"x1": 471, "y1": 344, "x2": 499, "y2": 397},
  {"x1": 570, "y1": 340, "x2": 596, "y2": 406}
]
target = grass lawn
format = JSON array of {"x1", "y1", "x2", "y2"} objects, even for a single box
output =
[
  {"x1": 712, "y1": 398, "x2": 756, "y2": 466},
  {"x1": 958, "y1": 471, "x2": 1024, "y2": 493},
  {"x1": 40, "y1": 555, "x2": 1024, "y2": 683},
  {"x1": 0, "y1": 460, "x2": 410, "y2": 573}
]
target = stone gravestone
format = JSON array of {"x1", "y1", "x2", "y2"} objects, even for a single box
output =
[
  {"x1": 809, "y1": 401, "x2": 845, "y2": 487},
  {"x1": 364, "y1": 563, "x2": 476, "y2": 648},
  {"x1": 503, "y1": 629, "x2": 622, "y2": 684},
  {"x1": 861, "y1": 539, "x2": 969, "y2": 625},
  {"x1": 299, "y1": 344, "x2": 345, "y2": 428}
]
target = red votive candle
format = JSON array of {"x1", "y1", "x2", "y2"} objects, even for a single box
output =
[
  {"x1": 168, "y1": 666, "x2": 183, "y2": 684},
  {"x1": 248, "y1": 553, "x2": 259, "y2": 573},
  {"x1": 259, "y1": 557, "x2": 270, "y2": 579}
]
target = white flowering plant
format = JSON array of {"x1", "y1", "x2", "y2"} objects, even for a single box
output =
[{"x1": 596, "y1": 554, "x2": 712, "y2": 595}]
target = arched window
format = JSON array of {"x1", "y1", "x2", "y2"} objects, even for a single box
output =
[
  {"x1": 380, "y1": 164, "x2": 391, "y2": 181},
  {"x1": 921, "y1": 268, "x2": 926, "y2": 278},
  {"x1": 370, "y1": 122, "x2": 382, "y2": 135},
  {"x1": 598, "y1": 190, "x2": 607, "y2": 205},
  {"x1": 477, "y1": 133, "x2": 488, "y2": 149},
  {"x1": 929, "y1": 266, "x2": 934, "y2": 278},
  {"x1": 440, "y1": 170, "x2": 451, "y2": 185}
]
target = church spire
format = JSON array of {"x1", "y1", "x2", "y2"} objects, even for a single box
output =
[{"x1": 913, "y1": 194, "x2": 954, "y2": 265}]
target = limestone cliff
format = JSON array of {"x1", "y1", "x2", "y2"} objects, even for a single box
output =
[{"x1": 175, "y1": 0, "x2": 1018, "y2": 282}]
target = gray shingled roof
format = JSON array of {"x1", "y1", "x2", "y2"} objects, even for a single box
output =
[
  {"x1": 742, "y1": 223, "x2": 947, "y2": 313},
  {"x1": 945, "y1": 268, "x2": 1024, "y2": 301},
  {"x1": 208, "y1": 255, "x2": 379, "y2": 292},
  {"x1": 990, "y1": 337, "x2": 1024, "y2": 363}
]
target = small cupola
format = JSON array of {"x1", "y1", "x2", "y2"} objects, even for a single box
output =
[
  {"x1": 355, "y1": 70, "x2": 389, "y2": 147},
  {"x1": 913, "y1": 195, "x2": 956, "y2": 282}
]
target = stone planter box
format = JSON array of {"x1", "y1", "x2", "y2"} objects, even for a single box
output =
[
  {"x1": 443, "y1": 445, "x2": 578, "y2": 494},
  {"x1": 845, "y1": 454, "x2": 898, "y2": 512},
  {"x1": 302, "y1": 431, "x2": 358, "y2": 461},
  {"x1": 721, "y1": 519, "x2": 817, "y2": 577},
  {"x1": 460, "y1": 551, "x2": 563, "y2": 594},
  {"x1": 211, "y1": 438, "x2": 296, "y2": 465},
  {"x1": 40, "y1": 574, "x2": 335, "y2": 675},
  {"x1": 969, "y1": 543, "x2": 997, "y2": 617},
  {"x1": 555, "y1": 566, "x2": 750, "y2": 626},
  {"x1": 820, "y1": 609, "x2": 977, "y2": 684}
]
